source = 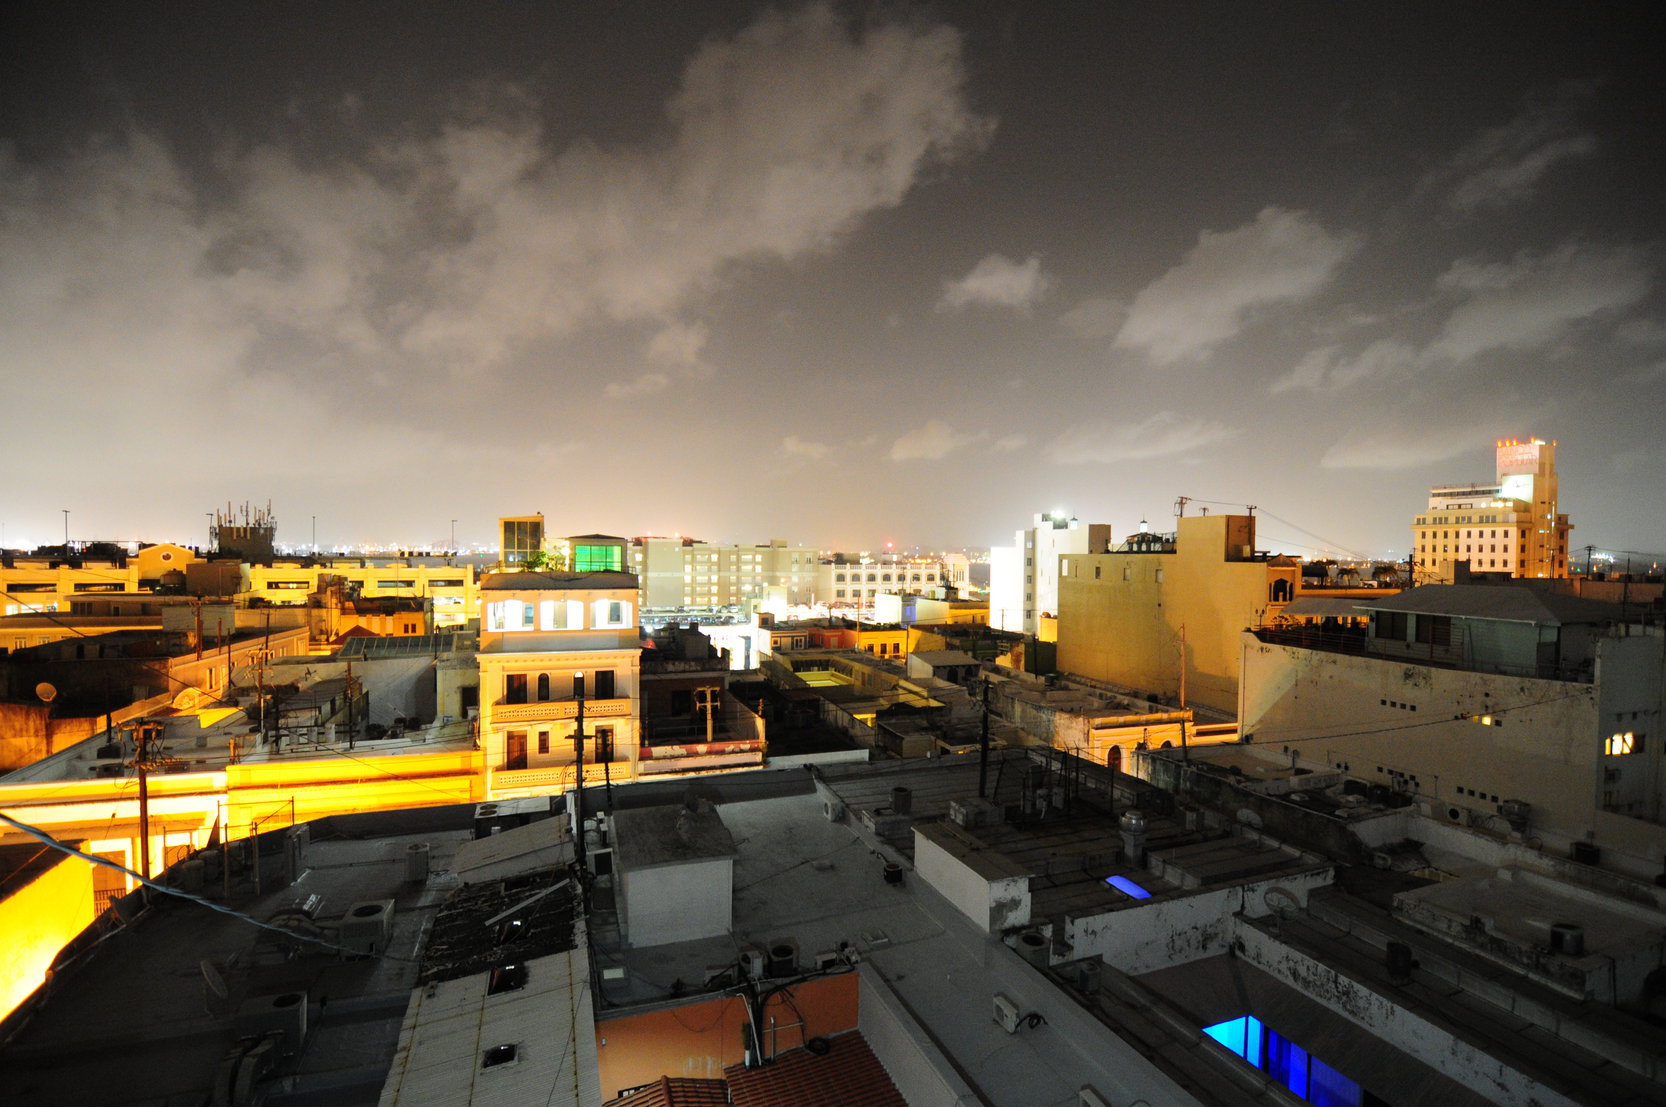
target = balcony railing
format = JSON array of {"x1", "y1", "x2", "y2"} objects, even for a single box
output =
[
  {"x1": 1250, "y1": 626, "x2": 1593, "y2": 684},
  {"x1": 488, "y1": 697, "x2": 632, "y2": 724},
  {"x1": 492, "y1": 762, "x2": 629, "y2": 792}
]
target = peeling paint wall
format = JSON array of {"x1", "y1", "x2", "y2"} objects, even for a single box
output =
[
  {"x1": 913, "y1": 830, "x2": 1030, "y2": 933},
  {"x1": 1238, "y1": 632, "x2": 1658, "y2": 863},
  {"x1": 1068, "y1": 868, "x2": 1333, "y2": 976},
  {"x1": 1236, "y1": 923, "x2": 1580, "y2": 1107}
]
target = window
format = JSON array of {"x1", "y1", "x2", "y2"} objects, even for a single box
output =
[
  {"x1": 592, "y1": 598, "x2": 631, "y2": 627},
  {"x1": 594, "y1": 726, "x2": 615, "y2": 763},
  {"x1": 593, "y1": 670, "x2": 616, "y2": 699},
  {"x1": 488, "y1": 963, "x2": 528, "y2": 995},
  {"x1": 536, "y1": 673, "x2": 550, "y2": 700},
  {"x1": 505, "y1": 674, "x2": 528, "y2": 704},
  {"x1": 1376, "y1": 610, "x2": 1408, "y2": 641},
  {"x1": 537, "y1": 730, "x2": 549, "y2": 755},
  {"x1": 573, "y1": 543, "x2": 623, "y2": 571},
  {"x1": 1606, "y1": 732, "x2": 1640, "y2": 755},
  {"x1": 835, "y1": 573, "x2": 846, "y2": 582},
  {"x1": 835, "y1": 589, "x2": 846, "y2": 598},
  {"x1": 482, "y1": 1044, "x2": 519, "y2": 1068}
]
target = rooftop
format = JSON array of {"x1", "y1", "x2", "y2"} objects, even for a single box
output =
[{"x1": 480, "y1": 571, "x2": 638, "y2": 592}]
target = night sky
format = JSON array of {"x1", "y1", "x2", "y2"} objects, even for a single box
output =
[{"x1": 4, "y1": 2, "x2": 1663, "y2": 559}]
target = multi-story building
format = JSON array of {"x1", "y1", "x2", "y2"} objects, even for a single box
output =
[
  {"x1": 1412, "y1": 437, "x2": 1573, "y2": 583},
  {"x1": 0, "y1": 543, "x2": 198, "y2": 615},
  {"x1": 476, "y1": 570, "x2": 641, "y2": 798},
  {"x1": 818, "y1": 555, "x2": 942, "y2": 615},
  {"x1": 1056, "y1": 513, "x2": 1300, "y2": 714},
  {"x1": 246, "y1": 562, "x2": 478, "y2": 627},
  {"x1": 630, "y1": 537, "x2": 819, "y2": 608},
  {"x1": 1241, "y1": 583, "x2": 1665, "y2": 875},
  {"x1": 989, "y1": 511, "x2": 1112, "y2": 637}
]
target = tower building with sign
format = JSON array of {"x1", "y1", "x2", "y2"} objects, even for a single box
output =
[{"x1": 1411, "y1": 437, "x2": 1572, "y2": 583}]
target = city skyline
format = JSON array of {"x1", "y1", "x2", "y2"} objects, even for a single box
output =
[{"x1": 4, "y1": 3, "x2": 1664, "y2": 555}]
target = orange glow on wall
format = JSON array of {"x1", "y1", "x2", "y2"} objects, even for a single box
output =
[
  {"x1": 0, "y1": 847, "x2": 95, "y2": 1024},
  {"x1": 595, "y1": 971, "x2": 859, "y2": 1098}
]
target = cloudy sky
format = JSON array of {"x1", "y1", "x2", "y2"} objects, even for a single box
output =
[{"x1": 3, "y1": 2, "x2": 1663, "y2": 559}]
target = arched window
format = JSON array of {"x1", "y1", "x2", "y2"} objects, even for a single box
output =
[{"x1": 536, "y1": 673, "x2": 550, "y2": 701}]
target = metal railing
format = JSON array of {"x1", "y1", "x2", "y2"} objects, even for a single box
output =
[{"x1": 1250, "y1": 625, "x2": 1593, "y2": 684}]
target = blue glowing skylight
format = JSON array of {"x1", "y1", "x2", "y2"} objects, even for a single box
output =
[{"x1": 1104, "y1": 874, "x2": 1152, "y2": 899}]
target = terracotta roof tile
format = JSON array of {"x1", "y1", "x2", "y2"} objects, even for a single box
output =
[
  {"x1": 603, "y1": 1075, "x2": 731, "y2": 1107},
  {"x1": 725, "y1": 1031, "x2": 905, "y2": 1107}
]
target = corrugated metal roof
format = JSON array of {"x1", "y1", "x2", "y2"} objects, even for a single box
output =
[
  {"x1": 380, "y1": 945, "x2": 601, "y2": 1107},
  {"x1": 338, "y1": 633, "x2": 460, "y2": 658}
]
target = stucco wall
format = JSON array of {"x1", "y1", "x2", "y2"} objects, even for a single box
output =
[
  {"x1": 1058, "y1": 516, "x2": 1298, "y2": 714},
  {"x1": 913, "y1": 828, "x2": 1030, "y2": 932},
  {"x1": 1068, "y1": 867, "x2": 1332, "y2": 975},
  {"x1": 1240, "y1": 633, "x2": 1605, "y2": 849}
]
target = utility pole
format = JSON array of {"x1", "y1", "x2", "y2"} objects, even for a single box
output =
[
  {"x1": 978, "y1": 675, "x2": 991, "y2": 799},
  {"x1": 573, "y1": 672, "x2": 587, "y2": 871},
  {"x1": 694, "y1": 685, "x2": 718, "y2": 745},
  {"x1": 123, "y1": 721, "x2": 166, "y2": 899},
  {"x1": 61, "y1": 509, "x2": 69, "y2": 551}
]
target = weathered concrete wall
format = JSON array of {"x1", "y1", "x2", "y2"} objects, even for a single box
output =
[
  {"x1": 1236, "y1": 922, "x2": 1581, "y2": 1107},
  {"x1": 1240, "y1": 633, "x2": 1607, "y2": 852},
  {"x1": 1068, "y1": 865, "x2": 1332, "y2": 975},
  {"x1": 914, "y1": 826, "x2": 1030, "y2": 933}
]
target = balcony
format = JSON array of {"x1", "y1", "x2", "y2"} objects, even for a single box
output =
[
  {"x1": 491, "y1": 761, "x2": 629, "y2": 795},
  {"x1": 488, "y1": 697, "x2": 632, "y2": 724}
]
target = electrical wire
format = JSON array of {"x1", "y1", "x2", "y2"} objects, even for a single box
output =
[
  {"x1": 1243, "y1": 688, "x2": 1587, "y2": 748},
  {"x1": 0, "y1": 809, "x2": 419, "y2": 963}
]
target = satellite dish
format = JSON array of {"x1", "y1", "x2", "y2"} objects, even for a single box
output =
[
  {"x1": 35, "y1": 682, "x2": 57, "y2": 703},
  {"x1": 174, "y1": 688, "x2": 201, "y2": 711}
]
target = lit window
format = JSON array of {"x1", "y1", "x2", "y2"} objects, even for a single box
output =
[
  {"x1": 592, "y1": 599, "x2": 631, "y2": 627},
  {"x1": 1606, "y1": 732, "x2": 1638, "y2": 755}
]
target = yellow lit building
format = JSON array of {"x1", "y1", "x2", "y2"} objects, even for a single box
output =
[
  {"x1": 477, "y1": 571, "x2": 641, "y2": 799},
  {"x1": 1412, "y1": 437, "x2": 1573, "y2": 583},
  {"x1": 245, "y1": 562, "x2": 478, "y2": 627},
  {"x1": 1056, "y1": 514, "x2": 1300, "y2": 715},
  {"x1": 0, "y1": 543, "x2": 199, "y2": 616}
]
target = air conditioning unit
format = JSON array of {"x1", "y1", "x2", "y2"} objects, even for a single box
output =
[
  {"x1": 340, "y1": 900, "x2": 395, "y2": 956},
  {"x1": 1079, "y1": 1086, "x2": 1112, "y2": 1107},
  {"x1": 993, "y1": 992, "x2": 1021, "y2": 1034},
  {"x1": 739, "y1": 946, "x2": 766, "y2": 980}
]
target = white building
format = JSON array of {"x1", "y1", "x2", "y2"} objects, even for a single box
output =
[
  {"x1": 989, "y1": 511, "x2": 1112, "y2": 636},
  {"x1": 629, "y1": 537, "x2": 819, "y2": 608}
]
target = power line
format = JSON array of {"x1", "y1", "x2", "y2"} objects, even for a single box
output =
[
  {"x1": 1245, "y1": 688, "x2": 1588, "y2": 749},
  {"x1": 0, "y1": 809, "x2": 419, "y2": 963}
]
